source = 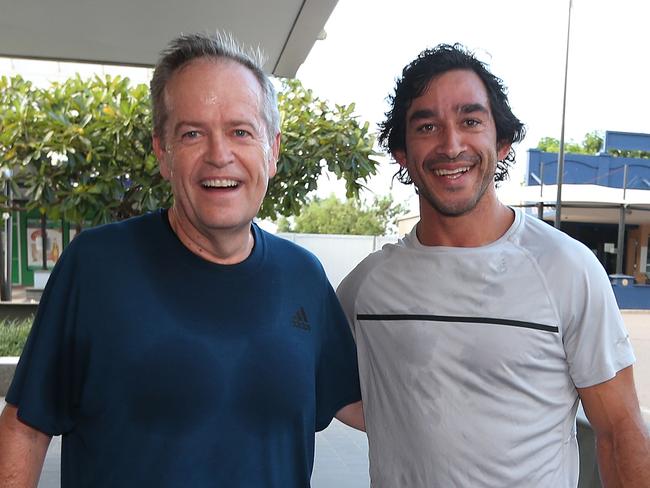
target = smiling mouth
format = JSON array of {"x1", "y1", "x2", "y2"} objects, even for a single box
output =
[
  {"x1": 432, "y1": 167, "x2": 470, "y2": 179},
  {"x1": 201, "y1": 179, "x2": 239, "y2": 189}
]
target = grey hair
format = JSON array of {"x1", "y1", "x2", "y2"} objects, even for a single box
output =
[{"x1": 150, "y1": 31, "x2": 280, "y2": 146}]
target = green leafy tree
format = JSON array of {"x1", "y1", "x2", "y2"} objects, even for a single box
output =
[
  {"x1": 0, "y1": 74, "x2": 168, "y2": 226},
  {"x1": 277, "y1": 194, "x2": 405, "y2": 236},
  {"x1": 536, "y1": 131, "x2": 603, "y2": 154},
  {"x1": 0, "y1": 75, "x2": 378, "y2": 225},
  {"x1": 263, "y1": 78, "x2": 378, "y2": 219},
  {"x1": 582, "y1": 132, "x2": 604, "y2": 154},
  {"x1": 536, "y1": 131, "x2": 649, "y2": 158}
]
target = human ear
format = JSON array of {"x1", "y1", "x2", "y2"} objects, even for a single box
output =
[
  {"x1": 394, "y1": 149, "x2": 407, "y2": 167},
  {"x1": 497, "y1": 142, "x2": 512, "y2": 161},
  {"x1": 267, "y1": 132, "x2": 281, "y2": 178},
  {"x1": 153, "y1": 134, "x2": 171, "y2": 181}
]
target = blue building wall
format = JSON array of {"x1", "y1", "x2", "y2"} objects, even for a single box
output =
[
  {"x1": 527, "y1": 150, "x2": 650, "y2": 189},
  {"x1": 604, "y1": 131, "x2": 650, "y2": 152},
  {"x1": 612, "y1": 284, "x2": 650, "y2": 310},
  {"x1": 526, "y1": 130, "x2": 650, "y2": 190}
]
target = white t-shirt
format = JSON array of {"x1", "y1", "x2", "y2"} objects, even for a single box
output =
[{"x1": 337, "y1": 208, "x2": 635, "y2": 488}]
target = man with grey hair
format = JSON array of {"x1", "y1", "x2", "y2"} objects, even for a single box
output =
[{"x1": 0, "y1": 32, "x2": 363, "y2": 487}]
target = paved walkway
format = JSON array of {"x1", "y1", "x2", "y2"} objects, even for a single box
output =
[{"x1": 621, "y1": 311, "x2": 650, "y2": 421}]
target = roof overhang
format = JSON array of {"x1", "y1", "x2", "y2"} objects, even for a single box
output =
[
  {"x1": 537, "y1": 204, "x2": 650, "y2": 226},
  {"x1": 0, "y1": 0, "x2": 337, "y2": 78},
  {"x1": 511, "y1": 184, "x2": 650, "y2": 225}
]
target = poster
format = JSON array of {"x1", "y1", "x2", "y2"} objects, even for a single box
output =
[{"x1": 27, "y1": 220, "x2": 63, "y2": 270}]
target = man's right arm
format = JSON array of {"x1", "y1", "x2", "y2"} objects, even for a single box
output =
[{"x1": 0, "y1": 404, "x2": 51, "y2": 488}]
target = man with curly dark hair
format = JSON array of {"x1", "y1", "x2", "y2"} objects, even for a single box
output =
[
  {"x1": 380, "y1": 43, "x2": 525, "y2": 188},
  {"x1": 338, "y1": 44, "x2": 650, "y2": 487}
]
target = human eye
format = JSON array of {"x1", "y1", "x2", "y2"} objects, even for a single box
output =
[
  {"x1": 416, "y1": 123, "x2": 435, "y2": 134},
  {"x1": 464, "y1": 118, "x2": 482, "y2": 128},
  {"x1": 233, "y1": 128, "x2": 252, "y2": 138},
  {"x1": 180, "y1": 129, "x2": 201, "y2": 141}
]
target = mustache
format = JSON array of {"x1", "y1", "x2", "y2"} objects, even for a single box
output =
[{"x1": 424, "y1": 152, "x2": 480, "y2": 167}]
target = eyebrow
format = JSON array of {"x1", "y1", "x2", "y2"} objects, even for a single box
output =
[
  {"x1": 459, "y1": 103, "x2": 489, "y2": 115},
  {"x1": 171, "y1": 120, "x2": 203, "y2": 135},
  {"x1": 408, "y1": 109, "x2": 438, "y2": 123},
  {"x1": 408, "y1": 103, "x2": 490, "y2": 124}
]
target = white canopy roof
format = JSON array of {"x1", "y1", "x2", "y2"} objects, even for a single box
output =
[{"x1": 0, "y1": 0, "x2": 338, "y2": 77}]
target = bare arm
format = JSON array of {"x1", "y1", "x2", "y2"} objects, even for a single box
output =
[
  {"x1": 578, "y1": 366, "x2": 650, "y2": 487},
  {"x1": 335, "y1": 400, "x2": 365, "y2": 432},
  {"x1": 0, "y1": 404, "x2": 51, "y2": 488}
]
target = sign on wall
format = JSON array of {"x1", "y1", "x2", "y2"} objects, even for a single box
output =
[{"x1": 26, "y1": 219, "x2": 63, "y2": 270}]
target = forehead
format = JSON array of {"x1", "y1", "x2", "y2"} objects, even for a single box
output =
[
  {"x1": 408, "y1": 69, "x2": 491, "y2": 114},
  {"x1": 163, "y1": 58, "x2": 263, "y2": 116}
]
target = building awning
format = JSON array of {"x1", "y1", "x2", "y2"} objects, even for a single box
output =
[
  {"x1": 508, "y1": 184, "x2": 650, "y2": 225},
  {"x1": 0, "y1": 0, "x2": 338, "y2": 78}
]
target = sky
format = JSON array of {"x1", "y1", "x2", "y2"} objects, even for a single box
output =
[
  {"x1": 296, "y1": 0, "x2": 650, "y2": 210},
  {"x1": 2, "y1": 0, "x2": 649, "y2": 215}
]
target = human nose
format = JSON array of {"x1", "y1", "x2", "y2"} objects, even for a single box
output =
[
  {"x1": 204, "y1": 133, "x2": 234, "y2": 167},
  {"x1": 436, "y1": 126, "x2": 465, "y2": 160}
]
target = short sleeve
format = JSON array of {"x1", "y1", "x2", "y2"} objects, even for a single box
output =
[
  {"x1": 314, "y1": 282, "x2": 361, "y2": 431},
  {"x1": 6, "y1": 237, "x2": 85, "y2": 435},
  {"x1": 337, "y1": 252, "x2": 383, "y2": 342},
  {"x1": 336, "y1": 271, "x2": 358, "y2": 341},
  {"x1": 561, "y1": 248, "x2": 636, "y2": 388}
]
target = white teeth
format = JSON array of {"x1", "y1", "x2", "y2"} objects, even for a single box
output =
[
  {"x1": 202, "y1": 179, "x2": 238, "y2": 188},
  {"x1": 433, "y1": 167, "x2": 470, "y2": 177}
]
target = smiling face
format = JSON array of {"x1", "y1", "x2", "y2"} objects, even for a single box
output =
[
  {"x1": 153, "y1": 58, "x2": 279, "y2": 252},
  {"x1": 394, "y1": 69, "x2": 510, "y2": 220}
]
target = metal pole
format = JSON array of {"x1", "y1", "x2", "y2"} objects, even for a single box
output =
[
  {"x1": 0, "y1": 222, "x2": 6, "y2": 302},
  {"x1": 538, "y1": 163, "x2": 545, "y2": 219},
  {"x1": 554, "y1": 0, "x2": 573, "y2": 229},
  {"x1": 4, "y1": 210, "x2": 12, "y2": 300},
  {"x1": 615, "y1": 165, "x2": 628, "y2": 275},
  {"x1": 0, "y1": 175, "x2": 12, "y2": 301},
  {"x1": 41, "y1": 214, "x2": 47, "y2": 271}
]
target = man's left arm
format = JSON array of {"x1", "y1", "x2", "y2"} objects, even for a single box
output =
[{"x1": 578, "y1": 365, "x2": 650, "y2": 487}]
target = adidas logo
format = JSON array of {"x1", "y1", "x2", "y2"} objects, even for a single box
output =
[{"x1": 292, "y1": 307, "x2": 311, "y2": 331}]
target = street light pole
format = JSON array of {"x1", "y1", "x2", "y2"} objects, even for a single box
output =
[{"x1": 555, "y1": 0, "x2": 573, "y2": 229}]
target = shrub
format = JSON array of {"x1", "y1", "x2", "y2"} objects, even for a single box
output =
[{"x1": 0, "y1": 318, "x2": 33, "y2": 356}]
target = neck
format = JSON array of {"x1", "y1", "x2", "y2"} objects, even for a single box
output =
[
  {"x1": 167, "y1": 207, "x2": 254, "y2": 265},
  {"x1": 416, "y1": 195, "x2": 514, "y2": 248}
]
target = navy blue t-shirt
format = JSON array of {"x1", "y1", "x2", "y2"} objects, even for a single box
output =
[{"x1": 7, "y1": 210, "x2": 361, "y2": 487}]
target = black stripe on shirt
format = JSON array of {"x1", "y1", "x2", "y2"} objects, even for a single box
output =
[{"x1": 356, "y1": 314, "x2": 559, "y2": 333}]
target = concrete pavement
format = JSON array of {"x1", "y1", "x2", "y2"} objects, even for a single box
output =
[{"x1": 621, "y1": 311, "x2": 650, "y2": 421}]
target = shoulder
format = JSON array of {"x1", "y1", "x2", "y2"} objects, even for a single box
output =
[
  {"x1": 61, "y1": 211, "x2": 167, "y2": 269},
  {"x1": 337, "y1": 239, "x2": 403, "y2": 313},
  {"x1": 511, "y1": 211, "x2": 604, "y2": 276},
  {"x1": 509, "y1": 211, "x2": 616, "y2": 321},
  {"x1": 77, "y1": 210, "x2": 163, "y2": 242},
  {"x1": 71, "y1": 211, "x2": 164, "y2": 249},
  {"x1": 258, "y1": 227, "x2": 329, "y2": 280},
  {"x1": 339, "y1": 247, "x2": 391, "y2": 290}
]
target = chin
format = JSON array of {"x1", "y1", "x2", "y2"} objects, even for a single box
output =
[{"x1": 203, "y1": 216, "x2": 254, "y2": 232}]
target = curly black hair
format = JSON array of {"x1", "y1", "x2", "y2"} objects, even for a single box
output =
[{"x1": 378, "y1": 43, "x2": 526, "y2": 184}]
